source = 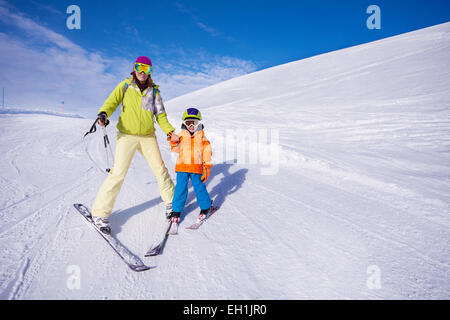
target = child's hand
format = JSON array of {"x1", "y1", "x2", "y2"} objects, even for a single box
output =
[
  {"x1": 171, "y1": 133, "x2": 180, "y2": 142},
  {"x1": 201, "y1": 163, "x2": 212, "y2": 183}
]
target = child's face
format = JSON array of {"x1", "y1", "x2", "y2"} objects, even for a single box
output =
[{"x1": 184, "y1": 119, "x2": 199, "y2": 133}]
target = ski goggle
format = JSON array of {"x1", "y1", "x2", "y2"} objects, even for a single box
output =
[
  {"x1": 183, "y1": 118, "x2": 200, "y2": 130},
  {"x1": 134, "y1": 63, "x2": 152, "y2": 74}
]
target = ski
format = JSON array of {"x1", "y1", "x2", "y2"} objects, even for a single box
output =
[
  {"x1": 186, "y1": 205, "x2": 219, "y2": 230},
  {"x1": 73, "y1": 204, "x2": 152, "y2": 272},
  {"x1": 145, "y1": 218, "x2": 172, "y2": 256}
]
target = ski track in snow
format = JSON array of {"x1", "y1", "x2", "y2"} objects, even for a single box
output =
[
  {"x1": 1, "y1": 23, "x2": 450, "y2": 299},
  {"x1": 252, "y1": 180, "x2": 449, "y2": 269}
]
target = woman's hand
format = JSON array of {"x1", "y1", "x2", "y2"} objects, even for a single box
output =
[
  {"x1": 97, "y1": 112, "x2": 109, "y2": 127},
  {"x1": 167, "y1": 131, "x2": 179, "y2": 143}
]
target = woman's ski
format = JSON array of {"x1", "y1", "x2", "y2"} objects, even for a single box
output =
[{"x1": 73, "y1": 204, "x2": 152, "y2": 272}]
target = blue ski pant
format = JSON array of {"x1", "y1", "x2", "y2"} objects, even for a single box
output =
[{"x1": 172, "y1": 172, "x2": 211, "y2": 213}]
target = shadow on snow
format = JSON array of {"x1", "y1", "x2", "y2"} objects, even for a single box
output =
[{"x1": 110, "y1": 162, "x2": 248, "y2": 229}]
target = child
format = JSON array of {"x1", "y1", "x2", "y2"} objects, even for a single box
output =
[{"x1": 168, "y1": 107, "x2": 213, "y2": 230}]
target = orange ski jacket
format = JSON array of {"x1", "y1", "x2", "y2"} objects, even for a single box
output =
[{"x1": 170, "y1": 128, "x2": 212, "y2": 174}]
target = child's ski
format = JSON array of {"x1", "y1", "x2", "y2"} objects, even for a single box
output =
[
  {"x1": 186, "y1": 205, "x2": 219, "y2": 230},
  {"x1": 145, "y1": 218, "x2": 172, "y2": 256},
  {"x1": 73, "y1": 204, "x2": 152, "y2": 272}
]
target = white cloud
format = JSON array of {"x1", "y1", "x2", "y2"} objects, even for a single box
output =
[
  {"x1": 174, "y1": 1, "x2": 222, "y2": 38},
  {"x1": 154, "y1": 54, "x2": 257, "y2": 99},
  {"x1": 0, "y1": 1, "x2": 129, "y2": 116},
  {"x1": 0, "y1": 0, "x2": 257, "y2": 116}
]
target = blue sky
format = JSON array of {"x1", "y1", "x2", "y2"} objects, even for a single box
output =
[{"x1": 0, "y1": 0, "x2": 449, "y2": 115}]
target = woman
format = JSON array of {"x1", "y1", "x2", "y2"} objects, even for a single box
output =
[{"x1": 92, "y1": 56, "x2": 178, "y2": 234}]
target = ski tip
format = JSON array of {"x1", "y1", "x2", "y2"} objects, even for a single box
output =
[
  {"x1": 144, "y1": 253, "x2": 156, "y2": 257},
  {"x1": 186, "y1": 224, "x2": 201, "y2": 230},
  {"x1": 130, "y1": 264, "x2": 153, "y2": 272},
  {"x1": 145, "y1": 245, "x2": 161, "y2": 257}
]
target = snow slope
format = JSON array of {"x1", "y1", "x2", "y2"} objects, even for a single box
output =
[
  {"x1": 0, "y1": 108, "x2": 83, "y2": 119},
  {"x1": 1, "y1": 22, "x2": 449, "y2": 299}
]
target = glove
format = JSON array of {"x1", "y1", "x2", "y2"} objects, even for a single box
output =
[
  {"x1": 200, "y1": 164, "x2": 212, "y2": 183},
  {"x1": 97, "y1": 112, "x2": 109, "y2": 127},
  {"x1": 170, "y1": 139, "x2": 180, "y2": 147}
]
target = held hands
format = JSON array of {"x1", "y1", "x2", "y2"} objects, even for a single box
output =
[
  {"x1": 201, "y1": 163, "x2": 212, "y2": 183},
  {"x1": 167, "y1": 131, "x2": 180, "y2": 144}
]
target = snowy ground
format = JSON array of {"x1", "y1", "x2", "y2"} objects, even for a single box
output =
[{"x1": 0, "y1": 22, "x2": 449, "y2": 299}]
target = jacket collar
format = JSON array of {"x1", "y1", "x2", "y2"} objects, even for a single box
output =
[{"x1": 129, "y1": 77, "x2": 153, "y2": 94}]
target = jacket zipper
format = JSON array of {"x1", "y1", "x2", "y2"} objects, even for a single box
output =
[
  {"x1": 191, "y1": 135, "x2": 195, "y2": 167},
  {"x1": 139, "y1": 90, "x2": 143, "y2": 135}
]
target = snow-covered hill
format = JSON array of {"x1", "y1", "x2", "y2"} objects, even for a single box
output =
[
  {"x1": 1, "y1": 22, "x2": 449, "y2": 299},
  {"x1": 0, "y1": 107, "x2": 83, "y2": 119}
]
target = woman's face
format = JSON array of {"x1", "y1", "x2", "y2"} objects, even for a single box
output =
[{"x1": 135, "y1": 71, "x2": 149, "y2": 83}]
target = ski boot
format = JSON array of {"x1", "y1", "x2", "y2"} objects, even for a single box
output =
[
  {"x1": 168, "y1": 211, "x2": 180, "y2": 224},
  {"x1": 93, "y1": 216, "x2": 111, "y2": 234},
  {"x1": 197, "y1": 208, "x2": 210, "y2": 223},
  {"x1": 167, "y1": 211, "x2": 180, "y2": 235},
  {"x1": 197, "y1": 200, "x2": 215, "y2": 223}
]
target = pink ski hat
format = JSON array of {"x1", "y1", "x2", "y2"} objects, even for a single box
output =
[{"x1": 135, "y1": 56, "x2": 152, "y2": 66}]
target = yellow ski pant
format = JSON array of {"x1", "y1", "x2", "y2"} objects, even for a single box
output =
[{"x1": 92, "y1": 132, "x2": 174, "y2": 218}]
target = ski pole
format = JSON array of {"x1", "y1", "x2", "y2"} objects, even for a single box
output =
[
  {"x1": 102, "y1": 126, "x2": 114, "y2": 173},
  {"x1": 84, "y1": 118, "x2": 99, "y2": 138},
  {"x1": 83, "y1": 116, "x2": 114, "y2": 173},
  {"x1": 84, "y1": 114, "x2": 109, "y2": 138}
]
